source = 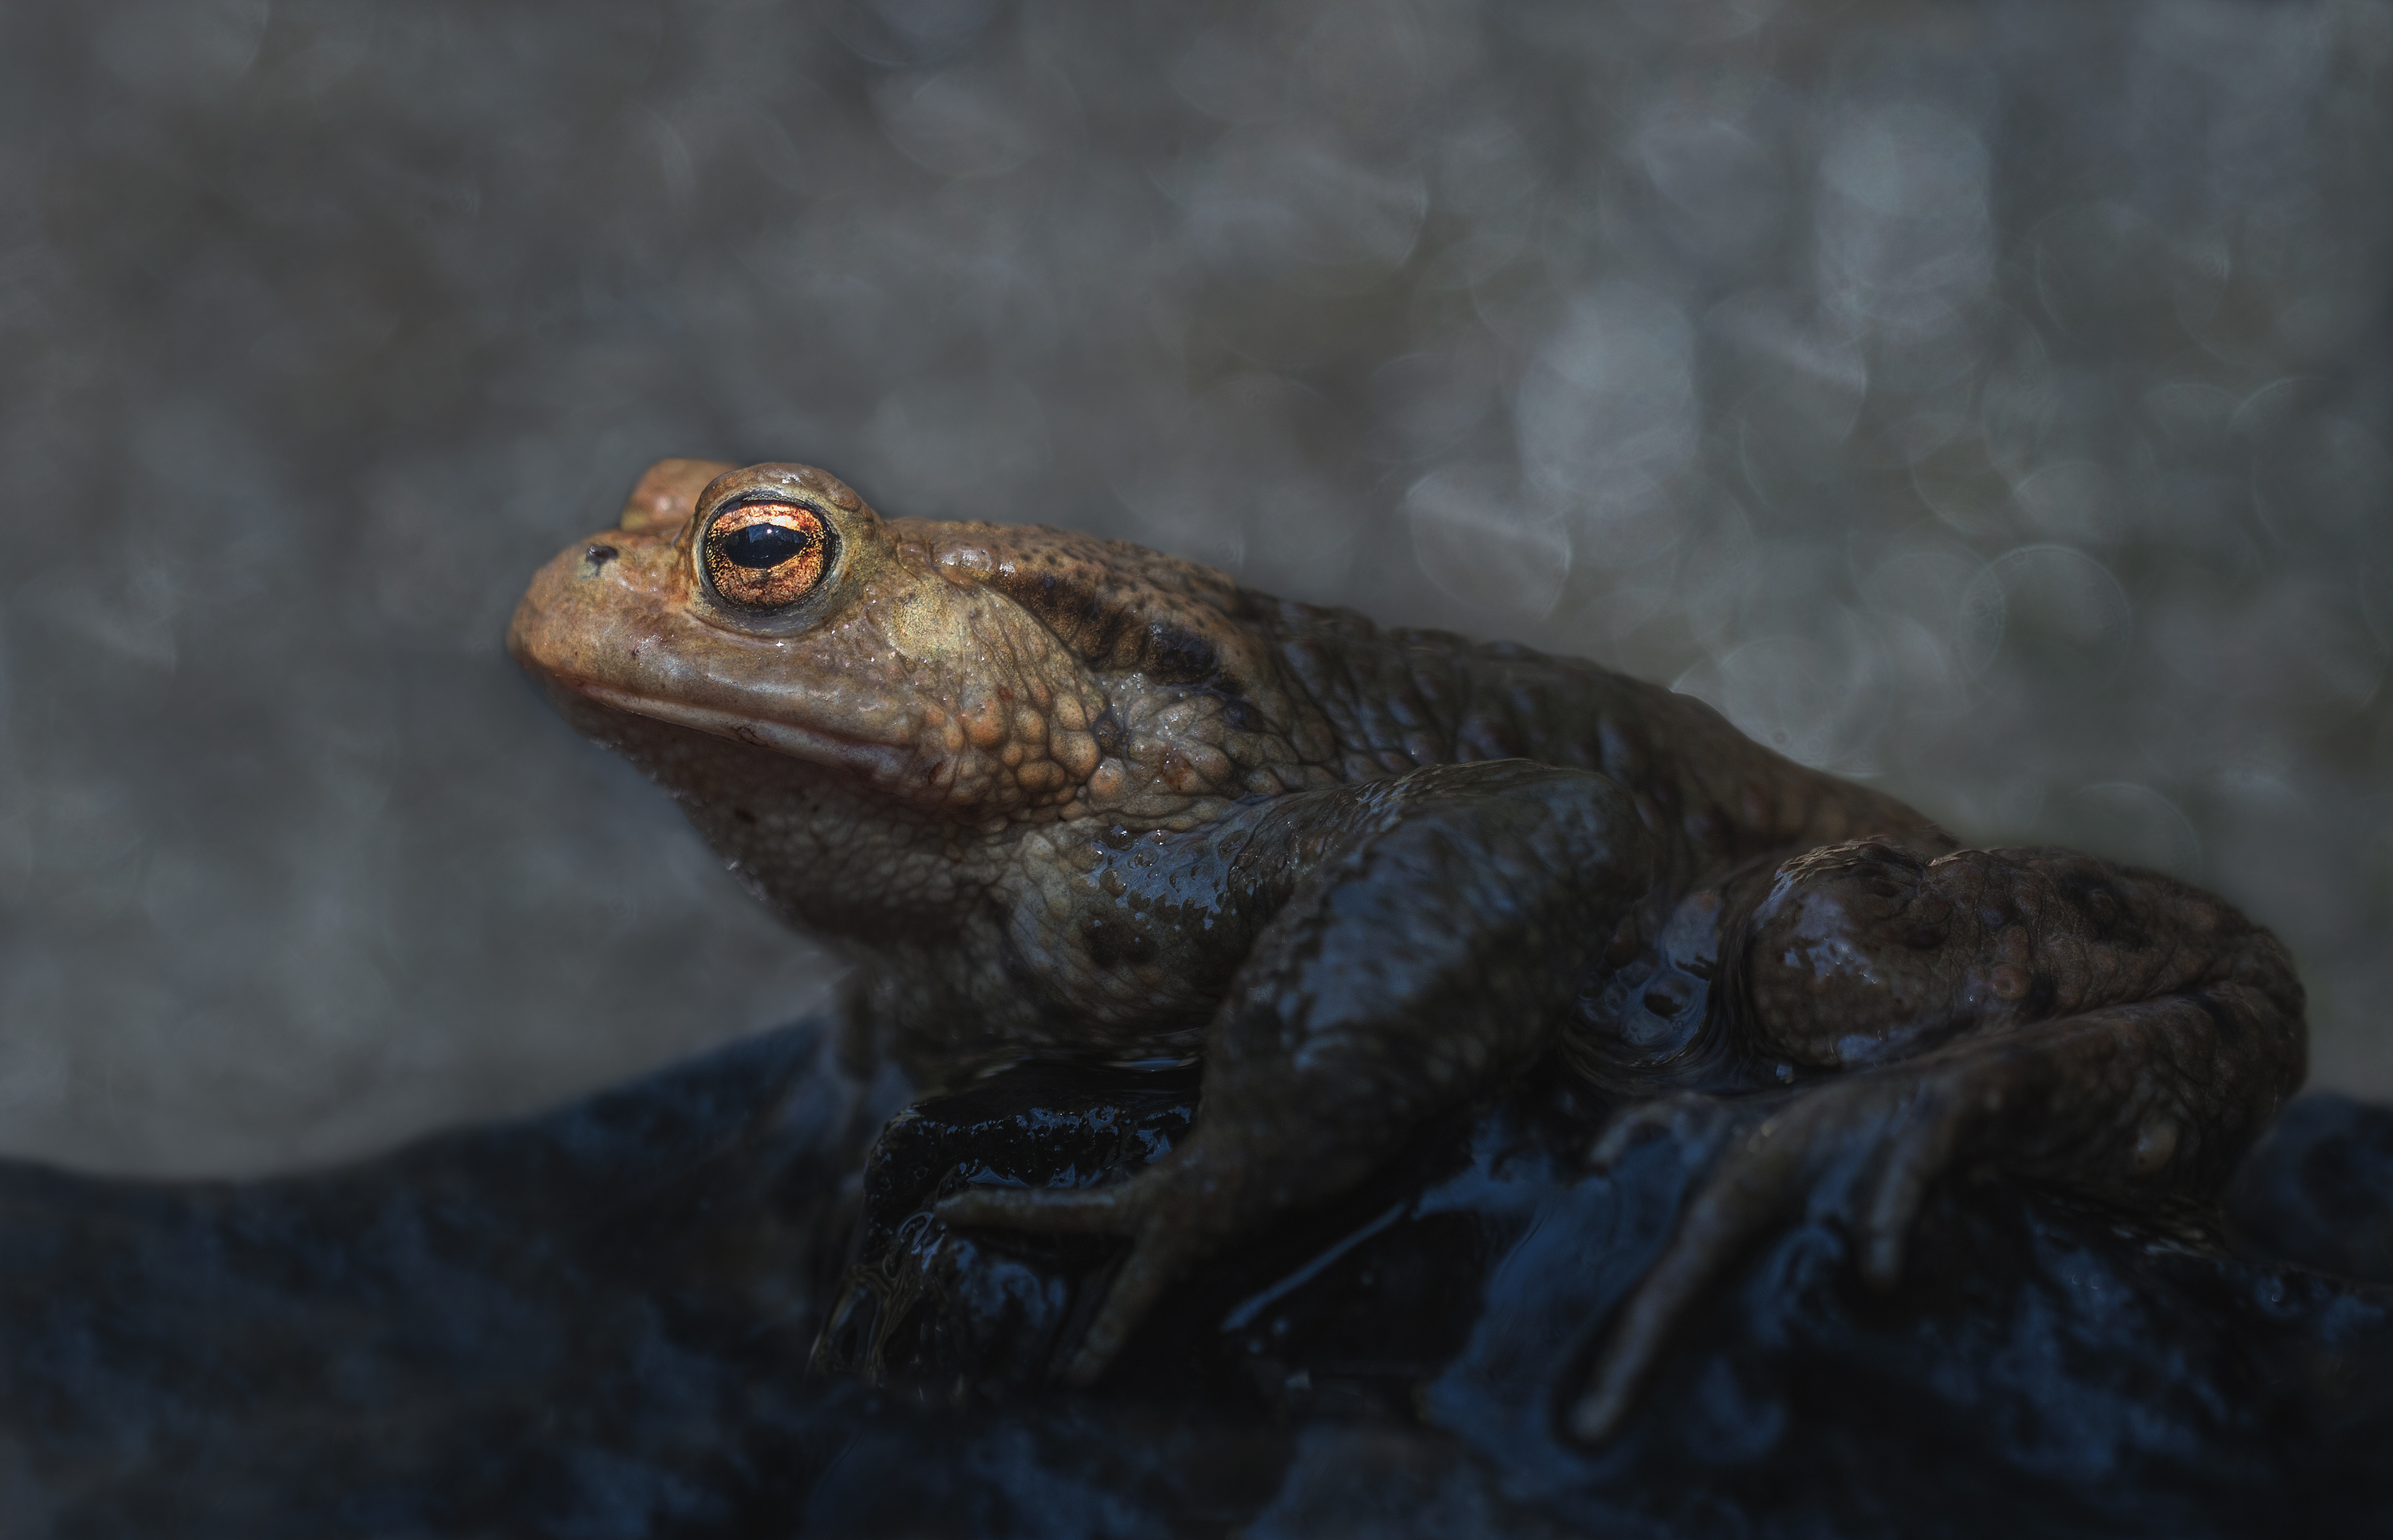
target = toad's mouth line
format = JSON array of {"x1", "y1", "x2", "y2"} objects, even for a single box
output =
[{"x1": 577, "y1": 682, "x2": 912, "y2": 779}]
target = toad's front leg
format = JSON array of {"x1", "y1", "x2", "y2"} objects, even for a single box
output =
[{"x1": 937, "y1": 760, "x2": 1657, "y2": 1383}]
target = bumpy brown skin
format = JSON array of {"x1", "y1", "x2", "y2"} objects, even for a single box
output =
[{"x1": 509, "y1": 461, "x2": 2304, "y2": 1437}]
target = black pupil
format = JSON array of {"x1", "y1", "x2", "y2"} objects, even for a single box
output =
[{"x1": 719, "y1": 522, "x2": 814, "y2": 569}]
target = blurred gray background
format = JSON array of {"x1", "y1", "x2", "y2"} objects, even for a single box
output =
[{"x1": 2, "y1": 0, "x2": 2387, "y2": 1175}]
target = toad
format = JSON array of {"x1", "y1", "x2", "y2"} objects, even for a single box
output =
[{"x1": 509, "y1": 460, "x2": 2304, "y2": 1438}]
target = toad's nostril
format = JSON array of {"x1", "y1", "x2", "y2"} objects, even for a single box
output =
[{"x1": 585, "y1": 543, "x2": 619, "y2": 568}]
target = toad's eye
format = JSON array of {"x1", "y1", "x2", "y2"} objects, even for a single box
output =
[{"x1": 701, "y1": 502, "x2": 830, "y2": 609}]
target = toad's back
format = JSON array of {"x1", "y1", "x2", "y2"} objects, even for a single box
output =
[
  {"x1": 948, "y1": 510, "x2": 1922, "y2": 887},
  {"x1": 1239, "y1": 593, "x2": 1918, "y2": 883}
]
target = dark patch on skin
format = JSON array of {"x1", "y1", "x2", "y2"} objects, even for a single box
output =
[
  {"x1": 2024, "y1": 974, "x2": 2059, "y2": 1016},
  {"x1": 1083, "y1": 914, "x2": 1154, "y2": 968},
  {"x1": 1142, "y1": 622, "x2": 1219, "y2": 687},
  {"x1": 986, "y1": 563, "x2": 1226, "y2": 687},
  {"x1": 995, "y1": 568, "x2": 1136, "y2": 669}
]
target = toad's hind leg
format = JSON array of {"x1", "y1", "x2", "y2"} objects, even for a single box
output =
[{"x1": 938, "y1": 760, "x2": 1657, "y2": 1383}]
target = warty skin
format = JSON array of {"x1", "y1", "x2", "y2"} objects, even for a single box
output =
[{"x1": 510, "y1": 460, "x2": 2304, "y2": 1440}]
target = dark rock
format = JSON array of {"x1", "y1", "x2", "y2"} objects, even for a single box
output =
[
  {"x1": 2, "y1": 1019, "x2": 2390, "y2": 1538},
  {"x1": 2227, "y1": 1093, "x2": 2393, "y2": 1286}
]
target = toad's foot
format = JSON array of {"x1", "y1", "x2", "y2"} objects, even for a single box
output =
[
  {"x1": 1569, "y1": 983, "x2": 2301, "y2": 1444},
  {"x1": 1571, "y1": 1062, "x2": 1986, "y2": 1444},
  {"x1": 935, "y1": 1155, "x2": 1232, "y2": 1385}
]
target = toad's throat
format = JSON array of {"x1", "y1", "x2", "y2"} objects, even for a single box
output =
[{"x1": 576, "y1": 682, "x2": 913, "y2": 782}]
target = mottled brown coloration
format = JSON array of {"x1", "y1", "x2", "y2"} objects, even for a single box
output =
[{"x1": 510, "y1": 461, "x2": 2305, "y2": 1438}]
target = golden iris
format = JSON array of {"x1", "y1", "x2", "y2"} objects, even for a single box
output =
[{"x1": 703, "y1": 503, "x2": 829, "y2": 609}]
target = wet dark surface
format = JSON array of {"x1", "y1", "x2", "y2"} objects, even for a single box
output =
[{"x1": 5, "y1": 1018, "x2": 2391, "y2": 1539}]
